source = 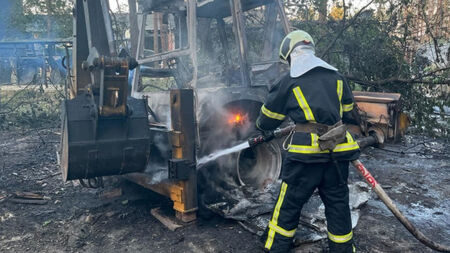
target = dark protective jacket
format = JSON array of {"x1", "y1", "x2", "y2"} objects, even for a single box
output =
[{"x1": 256, "y1": 67, "x2": 360, "y2": 163}]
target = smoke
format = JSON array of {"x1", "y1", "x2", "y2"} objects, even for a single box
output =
[
  {"x1": 0, "y1": 1, "x2": 13, "y2": 41},
  {"x1": 136, "y1": 2, "x2": 289, "y2": 209},
  {"x1": 143, "y1": 164, "x2": 169, "y2": 185},
  {"x1": 194, "y1": 88, "x2": 266, "y2": 210},
  {"x1": 192, "y1": 3, "x2": 287, "y2": 199},
  {"x1": 146, "y1": 91, "x2": 171, "y2": 124}
]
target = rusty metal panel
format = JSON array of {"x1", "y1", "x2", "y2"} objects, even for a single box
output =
[
  {"x1": 356, "y1": 102, "x2": 390, "y2": 125},
  {"x1": 353, "y1": 91, "x2": 407, "y2": 142}
]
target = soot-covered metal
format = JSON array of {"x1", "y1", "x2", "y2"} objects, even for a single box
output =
[{"x1": 61, "y1": 0, "x2": 411, "y2": 227}]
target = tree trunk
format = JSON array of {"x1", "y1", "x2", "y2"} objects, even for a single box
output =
[
  {"x1": 46, "y1": 0, "x2": 52, "y2": 38},
  {"x1": 315, "y1": 0, "x2": 328, "y2": 22}
]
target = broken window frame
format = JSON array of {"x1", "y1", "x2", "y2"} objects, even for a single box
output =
[
  {"x1": 131, "y1": 0, "x2": 290, "y2": 95},
  {"x1": 131, "y1": 0, "x2": 198, "y2": 95}
]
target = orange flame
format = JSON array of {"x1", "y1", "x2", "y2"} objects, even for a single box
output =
[{"x1": 228, "y1": 113, "x2": 246, "y2": 125}]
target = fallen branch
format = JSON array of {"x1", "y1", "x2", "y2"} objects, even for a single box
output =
[
  {"x1": 36, "y1": 172, "x2": 61, "y2": 181},
  {"x1": 237, "y1": 221, "x2": 260, "y2": 235},
  {"x1": 9, "y1": 192, "x2": 50, "y2": 205},
  {"x1": 9, "y1": 198, "x2": 48, "y2": 205},
  {"x1": 345, "y1": 73, "x2": 450, "y2": 86}
]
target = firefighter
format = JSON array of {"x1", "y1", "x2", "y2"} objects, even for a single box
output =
[{"x1": 256, "y1": 30, "x2": 360, "y2": 253}]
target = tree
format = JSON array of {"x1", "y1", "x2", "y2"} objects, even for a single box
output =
[
  {"x1": 5, "y1": 0, "x2": 73, "y2": 40},
  {"x1": 330, "y1": 4, "x2": 344, "y2": 20},
  {"x1": 287, "y1": 0, "x2": 449, "y2": 136},
  {"x1": 0, "y1": 0, "x2": 26, "y2": 40}
]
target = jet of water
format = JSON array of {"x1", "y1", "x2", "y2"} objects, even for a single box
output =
[{"x1": 197, "y1": 141, "x2": 250, "y2": 166}]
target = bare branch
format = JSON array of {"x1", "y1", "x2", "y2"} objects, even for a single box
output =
[
  {"x1": 413, "y1": 67, "x2": 450, "y2": 80},
  {"x1": 418, "y1": 1, "x2": 443, "y2": 63},
  {"x1": 320, "y1": 0, "x2": 375, "y2": 58},
  {"x1": 346, "y1": 71, "x2": 450, "y2": 87}
]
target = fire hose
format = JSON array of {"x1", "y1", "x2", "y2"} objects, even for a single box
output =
[{"x1": 248, "y1": 125, "x2": 450, "y2": 252}]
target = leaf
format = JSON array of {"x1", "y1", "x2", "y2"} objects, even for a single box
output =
[{"x1": 42, "y1": 220, "x2": 52, "y2": 227}]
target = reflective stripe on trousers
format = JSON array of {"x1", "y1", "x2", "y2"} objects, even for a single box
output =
[
  {"x1": 264, "y1": 182, "x2": 296, "y2": 250},
  {"x1": 328, "y1": 230, "x2": 353, "y2": 243}
]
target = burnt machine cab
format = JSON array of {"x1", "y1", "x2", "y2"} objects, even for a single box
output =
[
  {"x1": 62, "y1": 0, "x2": 291, "y2": 222},
  {"x1": 61, "y1": 0, "x2": 408, "y2": 222}
]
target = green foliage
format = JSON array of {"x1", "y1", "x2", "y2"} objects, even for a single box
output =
[
  {"x1": 7, "y1": 0, "x2": 73, "y2": 40},
  {"x1": 141, "y1": 77, "x2": 177, "y2": 92},
  {"x1": 291, "y1": 10, "x2": 449, "y2": 137}
]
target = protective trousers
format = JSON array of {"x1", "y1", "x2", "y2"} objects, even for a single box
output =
[{"x1": 262, "y1": 160, "x2": 355, "y2": 253}]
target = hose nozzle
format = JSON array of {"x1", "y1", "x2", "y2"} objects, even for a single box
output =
[{"x1": 247, "y1": 124, "x2": 295, "y2": 148}]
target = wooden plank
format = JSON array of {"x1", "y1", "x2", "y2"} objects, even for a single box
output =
[{"x1": 151, "y1": 208, "x2": 183, "y2": 231}]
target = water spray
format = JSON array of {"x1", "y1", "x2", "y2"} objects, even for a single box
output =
[{"x1": 197, "y1": 125, "x2": 295, "y2": 166}]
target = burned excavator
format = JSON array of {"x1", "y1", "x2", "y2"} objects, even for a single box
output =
[{"x1": 60, "y1": 0, "x2": 409, "y2": 224}]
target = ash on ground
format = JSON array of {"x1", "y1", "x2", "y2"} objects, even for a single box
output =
[{"x1": 0, "y1": 128, "x2": 449, "y2": 252}]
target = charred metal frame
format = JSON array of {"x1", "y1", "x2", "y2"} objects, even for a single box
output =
[
  {"x1": 124, "y1": 89, "x2": 198, "y2": 222},
  {"x1": 62, "y1": 0, "x2": 410, "y2": 225},
  {"x1": 131, "y1": 0, "x2": 198, "y2": 92},
  {"x1": 125, "y1": 0, "x2": 290, "y2": 221},
  {"x1": 130, "y1": 0, "x2": 290, "y2": 93}
]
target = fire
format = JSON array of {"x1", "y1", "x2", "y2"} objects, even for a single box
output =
[{"x1": 228, "y1": 113, "x2": 246, "y2": 125}]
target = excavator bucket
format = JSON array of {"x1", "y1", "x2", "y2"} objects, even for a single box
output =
[
  {"x1": 59, "y1": 0, "x2": 150, "y2": 181},
  {"x1": 60, "y1": 96, "x2": 150, "y2": 181}
]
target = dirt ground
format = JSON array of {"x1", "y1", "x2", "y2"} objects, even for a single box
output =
[{"x1": 0, "y1": 127, "x2": 449, "y2": 253}]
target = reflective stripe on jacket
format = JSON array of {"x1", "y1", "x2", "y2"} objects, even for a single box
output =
[{"x1": 256, "y1": 67, "x2": 360, "y2": 163}]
